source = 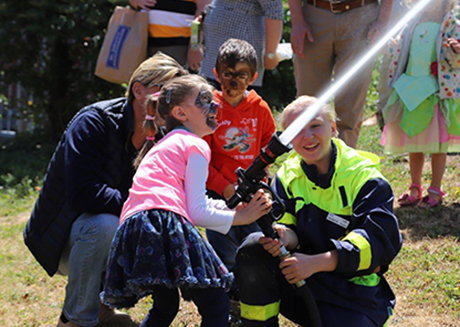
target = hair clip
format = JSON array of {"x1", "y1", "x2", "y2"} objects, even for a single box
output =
[
  {"x1": 145, "y1": 115, "x2": 156, "y2": 121},
  {"x1": 210, "y1": 101, "x2": 219, "y2": 114},
  {"x1": 166, "y1": 88, "x2": 172, "y2": 104},
  {"x1": 146, "y1": 136, "x2": 156, "y2": 141}
]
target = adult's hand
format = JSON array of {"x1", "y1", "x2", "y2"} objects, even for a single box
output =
[
  {"x1": 264, "y1": 56, "x2": 279, "y2": 70},
  {"x1": 368, "y1": 0, "x2": 392, "y2": 44},
  {"x1": 264, "y1": 18, "x2": 283, "y2": 70},
  {"x1": 367, "y1": 21, "x2": 383, "y2": 44},
  {"x1": 187, "y1": 46, "x2": 204, "y2": 71},
  {"x1": 288, "y1": 0, "x2": 314, "y2": 58},
  {"x1": 290, "y1": 21, "x2": 314, "y2": 58},
  {"x1": 130, "y1": 0, "x2": 157, "y2": 10}
]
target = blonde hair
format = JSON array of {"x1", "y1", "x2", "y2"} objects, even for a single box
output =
[
  {"x1": 279, "y1": 96, "x2": 338, "y2": 137},
  {"x1": 126, "y1": 52, "x2": 188, "y2": 103}
]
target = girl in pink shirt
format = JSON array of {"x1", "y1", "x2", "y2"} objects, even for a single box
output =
[{"x1": 101, "y1": 75, "x2": 271, "y2": 327}]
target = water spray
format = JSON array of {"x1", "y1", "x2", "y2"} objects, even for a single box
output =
[
  {"x1": 228, "y1": 0, "x2": 435, "y2": 210},
  {"x1": 279, "y1": 0, "x2": 434, "y2": 146}
]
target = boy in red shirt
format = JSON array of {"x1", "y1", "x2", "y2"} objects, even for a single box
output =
[{"x1": 203, "y1": 39, "x2": 276, "y2": 298}]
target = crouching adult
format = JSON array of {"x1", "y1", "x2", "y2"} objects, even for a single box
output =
[
  {"x1": 235, "y1": 96, "x2": 402, "y2": 327},
  {"x1": 23, "y1": 53, "x2": 187, "y2": 327}
]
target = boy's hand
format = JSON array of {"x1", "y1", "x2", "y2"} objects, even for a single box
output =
[
  {"x1": 232, "y1": 189, "x2": 271, "y2": 226},
  {"x1": 222, "y1": 183, "x2": 236, "y2": 200}
]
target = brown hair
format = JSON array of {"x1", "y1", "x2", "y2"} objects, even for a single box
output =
[
  {"x1": 133, "y1": 74, "x2": 212, "y2": 168},
  {"x1": 126, "y1": 52, "x2": 188, "y2": 103},
  {"x1": 215, "y1": 38, "x2": 258, "y2": 77},
  {"x1": 157, "y1": 74, "x2": 212, "y2": 133}
]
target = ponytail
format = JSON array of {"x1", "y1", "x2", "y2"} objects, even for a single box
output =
[{"x1": 133, "y1": 94, "x2": 159, "y2": 170}]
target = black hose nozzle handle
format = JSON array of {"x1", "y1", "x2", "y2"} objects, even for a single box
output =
[
  {"x1": 227, "y1": 132, "x2": 292, "y2": 209},
  {"x1": 256, "y1": 208, "x2": 322, "y2": 327}
]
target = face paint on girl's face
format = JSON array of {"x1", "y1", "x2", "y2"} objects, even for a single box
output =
[{"x1": 195, "y1": 89, "x2": 219, "y2": 130}]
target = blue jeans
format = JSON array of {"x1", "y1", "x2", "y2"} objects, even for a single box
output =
[{"x1": 57, "y1": 212, "x2": 119, "y2": 327}]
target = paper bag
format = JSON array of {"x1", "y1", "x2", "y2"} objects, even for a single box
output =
[{"x1": 95, "y1": 6, "x2": 148, "y2": 84}]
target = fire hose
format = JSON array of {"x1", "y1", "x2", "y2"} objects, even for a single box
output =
[{"x1": 226, "y1": 132, "x2": 322, "y2": 327}]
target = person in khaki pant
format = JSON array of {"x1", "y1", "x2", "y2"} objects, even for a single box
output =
[{"x1": 288, "y1": 0, "x2": 394, "y2": 148}]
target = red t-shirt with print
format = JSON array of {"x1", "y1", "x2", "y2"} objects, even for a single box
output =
[{"x1": 203, "y1": 90, "x2": 276, "y2": 195}]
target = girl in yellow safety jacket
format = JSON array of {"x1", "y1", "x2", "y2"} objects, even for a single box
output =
[{"x1": 235, "y1": 96, "x2": 402, "y2": 327}]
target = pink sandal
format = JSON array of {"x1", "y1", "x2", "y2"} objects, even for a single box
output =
[
  {"x1": 398, "y1": 183, "x2": 423, "y2": 206},
  {"x1": 421, "y1": 186, "x2": 446, "y2": 208}
]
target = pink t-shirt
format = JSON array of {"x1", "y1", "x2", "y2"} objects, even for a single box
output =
[{"x1": 120, "y1": 129, "x2": 211, "y2": 223}]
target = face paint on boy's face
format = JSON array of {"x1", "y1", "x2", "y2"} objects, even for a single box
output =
[
  {"x1": 195, "y1": 89, "x2": 219, "y2": 130},
  {"x1": 218, "y1": 65, "x2": 253, "y2": 99}
]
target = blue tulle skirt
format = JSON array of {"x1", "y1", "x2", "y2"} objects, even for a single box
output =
[{"x1": 101, "y1": 209, "x2": 233, "y2": 309}]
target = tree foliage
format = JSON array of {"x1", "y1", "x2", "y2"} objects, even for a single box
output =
[
  {"x1": 0, "y1": 0, "x2": 296, "y2": 137},
  {"x1": 260, "y1": 3, "x2": 296, "y2": 112},
  {"x1": 0, "y1": 0, "x2": 126, "y2": 138}
]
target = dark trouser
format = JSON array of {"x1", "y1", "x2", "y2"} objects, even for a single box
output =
[
  {"x1": 235, "y1": 232, "x2": 377, "y2": 327},
  {"x1": 148, "y1": 44, "x2": 188, "y2": 66},
  {"x1": 206, "y1": 190, "x2": 262, "y2": 301},
  {"x1": 140, "y1": 285, "x2": 230, "y2": 327}
]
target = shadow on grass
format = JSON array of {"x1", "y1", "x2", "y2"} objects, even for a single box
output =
[{"x1": 395, "y1": 203, "x2": 460, "y2": 241}]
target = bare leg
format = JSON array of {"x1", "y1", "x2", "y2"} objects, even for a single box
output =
[
  {"x1": 429, "y1": 153, "x2": 447, "y2": 202},
  {"x1": 408, "y1": 152, "x2": 424, "y2": 198}
]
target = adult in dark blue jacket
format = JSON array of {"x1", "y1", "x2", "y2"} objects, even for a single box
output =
[{"x1": 23, "y1": 52, "x2": 187, "y2": 327}]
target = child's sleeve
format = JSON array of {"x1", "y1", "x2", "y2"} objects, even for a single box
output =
[{"x1": 185, "y1": 151, "x2": 234, "y2": 234}]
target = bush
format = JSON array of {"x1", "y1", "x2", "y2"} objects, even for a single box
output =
[
  {"x1": 261, "y1": 3, "x2": 296, "y2": 111},
  {"x1": 0, "y1": 129, "x2": 56, "y2": 190},
  {"x1": 0, "y1": 0, "x2": 127, "y2": 138}
]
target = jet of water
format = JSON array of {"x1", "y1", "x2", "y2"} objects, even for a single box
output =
[{"x1": 279, "y1": 0, "x2": 434, "y2": 146}]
